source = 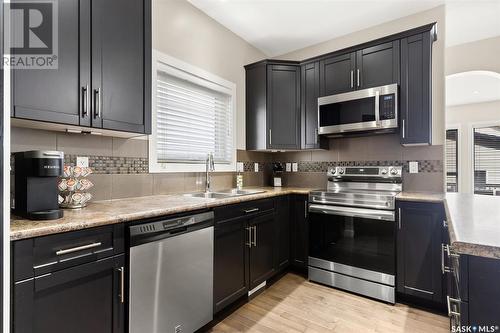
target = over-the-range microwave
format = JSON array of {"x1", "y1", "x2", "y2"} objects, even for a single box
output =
[{"x1": 317, "y1": 83, "x2": 398, "y2": 136}]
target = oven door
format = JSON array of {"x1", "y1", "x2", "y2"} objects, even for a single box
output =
[
  {"x1": 308, "y1": 204, "x2": 396, "y2": 277},
  {"x1": 318, "y1": 84, "x2": 398, "y2": 135}
]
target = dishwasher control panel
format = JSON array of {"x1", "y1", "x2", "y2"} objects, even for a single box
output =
[{"x1": 129, "y1": 211, "x2": 214, "y2": 237}]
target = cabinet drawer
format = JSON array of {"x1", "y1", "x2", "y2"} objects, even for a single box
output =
[
  {"x1": 214, "y1": 198, "x2": 275, "y2": 223},
  {"x1": 13, "y1": 224, "x2": 124, "y2": 281}
]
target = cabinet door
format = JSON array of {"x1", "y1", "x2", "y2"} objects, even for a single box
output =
[
  {"x1": 468, "y1": 256, "x2": 500, "y2": 326},
  {"x1": 356, "y1": 41, "x2": 400, "y2": 89},
  {"x1": 213, "y1": 217, "x2": 249, "y2": 313},
  {"x1": 91, "y1": 0, "x2": 147, "y2": 133},
  {"x1": 13, "y1": 0, "x2": 90, "y2": 126},
  {"x1": 13, "y1": 255, "x2": 125, "y2": 333},
  {"x1": 267, "y1": 65, "x2": 300, "y2": 150},
  {"x1": 291, "y1": 195, "x2": 308, "y2": 270},
  {"x1": 319, "y1": 52, "x2": 356, "y2": 96},
  {"x1": 397, "y1": 202, "x2": 443, "y2": 303},
  {"x1": 301, "y1": 62, "x2": 325, "y2": 149},
  {"x1": 274, "y1": 195, "x2": 290, "y2": 271},
  {"x1": 400, "y1": 33, "x2": 433, "y2": 145},
  {"x1": 249, "y1": 212, "x2": 276, "y2": 289}
]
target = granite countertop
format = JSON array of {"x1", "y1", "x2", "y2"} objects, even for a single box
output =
[
  {"x1": 445, "y1": 193, "x2": 500, "y2": 259},
  {"x1": 10, "y1": 187, "x2": 315, "y2": 241}
]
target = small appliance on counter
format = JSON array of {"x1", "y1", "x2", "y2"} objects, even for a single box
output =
[
  {"x1": 272, "y1": 162, "x2": 284, "y2": 187},
  {"x1": 13, "y1": 150, "x2": 64, "y2": 220}
]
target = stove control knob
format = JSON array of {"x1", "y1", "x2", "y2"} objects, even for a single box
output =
[
  {"x1": 330, "y1": 168, "x2": 336, "y2": 175},
  {"x1": 381, "y1": 168, "x2": 388, "y2": 175},
  {"x1": 338, "y1": 168, "x2": 345, "y2": 175},
  {"x1": 390, "y1": 168, "x2": 398, "y2": 176}
]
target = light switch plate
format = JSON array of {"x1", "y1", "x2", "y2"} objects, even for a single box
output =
[
  {"x1": 76, "y1": 156, "x2": 89, "y2": 168},
  {"x1": 286, "y1": 163, "x2": 291, "y2": 172},
  {"x1": 409, "y1": 161, "x2": 419, "y2": 174},
  {"x1": 254, "y1": 163, "x2": 259, "y2": 172},
  {"x1": 236, "y1": 162, "x2": 244, "y2": 173},
  {"x1": 292, "y1": 163, "x2": 298, "y2": 172}
]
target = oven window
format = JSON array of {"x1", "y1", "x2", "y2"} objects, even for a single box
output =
[
  {"x1": 309, "y1": 212, "x2": 395, "y2": 275},
  {"x1": 319, "y1": 96, "x2": 375, "y2": 127}
]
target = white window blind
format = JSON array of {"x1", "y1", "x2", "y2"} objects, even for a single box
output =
[
  {"x1": 474, "y1": 126, "x2": 500, "y2": 195},
  {"x1": 155, "y1": 70, "x2": 233, "y2": 164},
  {"x1": 446, "y1": 129, "x2": 458, "y2": 193}
]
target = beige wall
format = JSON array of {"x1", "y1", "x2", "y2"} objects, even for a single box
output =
[
  {"x1": 153, "y1": 0, "x2": 266, "y2": 149},
  {"x1": 445, "y1": 37, "x2": 500, "y2": 193},
  {"x1": 446, "y1": 36, "x2": 500, "y2": 75},
  {"x1": 276, "y1": 5, "x2": 446, "y2": 146}
]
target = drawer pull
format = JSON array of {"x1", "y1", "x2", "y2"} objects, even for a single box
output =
[
  {"x1": 447, "y1": 296, "x2": 461, "y2": 317},
  {"x1": 243, "y1": 208, "x2": 259, "y2": 214},
  {"x1": 246, "y1": 227, "x2": 252, "y2": 248},
  {"x1": 441, "y1": 244, "x2": 451, "y2": 274},
  {"x1": 56, "y1": 242, "x2": 102, "y2": 256}
]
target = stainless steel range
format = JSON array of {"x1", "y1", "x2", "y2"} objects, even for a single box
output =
[{"x1": 308, "y1": 165, "x2": 402, "y2": 303}]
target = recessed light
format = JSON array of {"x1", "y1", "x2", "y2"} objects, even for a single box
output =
[{"x1": 473, "y1": 90, "x2": 480, "y2": 94}]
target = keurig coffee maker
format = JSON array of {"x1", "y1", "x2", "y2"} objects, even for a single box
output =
[{"x1": 13, "y1": 150, "x2": 64, "y2": 220}]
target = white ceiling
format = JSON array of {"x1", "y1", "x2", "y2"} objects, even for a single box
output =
[
  {"x1": 187, "y1": 0, "x2": 500, "y2": 57},
  {"x1": 446, "y1": 71, "x2": 500, "y2": 106}
]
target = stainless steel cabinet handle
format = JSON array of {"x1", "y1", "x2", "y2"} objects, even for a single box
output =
[
  {"x1": 441, "y1": 244, "x2": 451, "y2": 274},
  {"x1": 244, "y1": 208, "x2": 259, "y2": 214},
  {"x1": 56, "y1": 242, "x2": 102, "y2": 256},
  {"x1": 118, "y1": 267, "x2": 125, "y2": 303},
  {"x1": 447, "y1": 296, "x2": 461, "y2": 317},
  {"x1": 350, "y1": 70, "x2": 354, "y2": 88},
  {"x1": 443, "y1": 220, "x2": 448, "y2": 228},
  {"x1": 304, "y1": 201, "x2": 307, "y2": 218},
  {"x1": 269, "y1": 129, "x2": 272, "y2": 146},
  {"x1": 94, "y1": 88, "x2": 101, "y2": 119},
  {"x1": 357, "y1": 69, "x2": 360, "y2": 87},
  {"x1": 402, "y1": 119, "x2": 405, "y2": 138},
  {"x1": 398, "y1": 208, "x2": 401, "y2": 229},
  {"x1": 81, "y1": 85, "x2": 88, "y2": 117},
  {"x1": 315, "y1": 128, "x2": 318, "y2": 144},
  {"x1": 245, "y1": 227, "x2": 252, "y2": 247}
]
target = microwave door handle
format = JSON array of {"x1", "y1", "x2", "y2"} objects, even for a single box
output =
[{"x1": 375, "y1": 91, "x2": 380, "y2": 125}]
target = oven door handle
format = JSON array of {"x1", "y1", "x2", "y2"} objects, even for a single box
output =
[{"x1": 308, "y1": 204, "x2": 395, "y2": 222}]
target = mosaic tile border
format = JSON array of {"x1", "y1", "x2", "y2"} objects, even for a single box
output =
[
  {"x1": 266, "y1": 160, "x2": 443, "y2": 173},
  {"x1": 64, "y1": 155, "x2": 149, "y2": 174}
]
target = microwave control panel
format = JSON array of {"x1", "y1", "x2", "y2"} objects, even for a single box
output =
[{"x1": 379, "y1": 94, "x2": 396, "y2": 120}]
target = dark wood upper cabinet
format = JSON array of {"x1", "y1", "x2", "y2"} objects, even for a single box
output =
[
  {"x1": 267, "y1": 64, "x2": 301, "y2": 150},
  {"x1": 245, "y1": 61, "x2": 300, "y2": 150},
  {"x1": 397, "y1": 201, "x2": 444, "y2": 304},
  {"x1": 12, "y1": 0, "x2": 151, "y2": 135},
  {"x1": 400, "y1": 31, "x2": 434, "y2": 145},
  {"x1": 319, "y1": 52, "x2": 356, "y2": 96},
  {"x1": 301, "y1": 62, "x2": 327, "y2": 149},
  {"x1": 13, "y1": 0, "x2": 84, "y2": 126},
  {"x1": 356, "y1": 41, "x2": 400, "y2": 89}
]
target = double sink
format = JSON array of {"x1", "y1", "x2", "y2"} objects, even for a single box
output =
[{"x1": 184, "y1": 188, "x2": 266, "y2": 199}]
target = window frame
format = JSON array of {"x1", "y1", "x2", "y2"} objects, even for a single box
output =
[
  {"x1": 149, "y1": 50, "x2": 237, "y2": 173},
  {"x1": 469, "y1": 120, "x2": 500, "y2": 195}
]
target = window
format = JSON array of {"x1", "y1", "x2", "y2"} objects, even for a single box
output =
[
  {"x1": 446, "y1": 129, "x2": 458, "y2": 192},
  {"x1": 149, "y1": 51, "x2": 236, "y2": 172},
  {"x1": 473, "y1": 126, "x2": 500, "y2": 195}
]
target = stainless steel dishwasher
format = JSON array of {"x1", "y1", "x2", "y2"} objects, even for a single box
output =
[{"x1": 129, "y1": 211, "x2": 214, "y2": 333}]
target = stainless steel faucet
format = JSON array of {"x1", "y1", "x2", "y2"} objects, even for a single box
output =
[{"x1": 205, "y1": 152, "x2": 215, "y2": 193}]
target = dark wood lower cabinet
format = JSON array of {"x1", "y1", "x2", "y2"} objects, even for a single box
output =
[
  {"x1": 13, "y1": 254, "x2": 125, "y2": 333},
  {"x1": 249, "y1": 211, "x2": 276, "y2": 289},
  {"x1": 291, "y1": 195, "x2": 308, "y2": 270},
  {"x1": 213, "y1": 216, "x2": 249, "y2": 313},
  {"x1": 397, "y1": 201, "x2": 444, "y2": 305},
  {"x1": 274, "y1": 195, "x2": 290, "y2": 271}
]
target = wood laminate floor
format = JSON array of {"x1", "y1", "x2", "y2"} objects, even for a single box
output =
[{"x1": 206, "y1": 273, "x2": 449, "y2": 333}]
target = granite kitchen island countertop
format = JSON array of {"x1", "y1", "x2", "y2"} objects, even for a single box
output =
[{"x1": 10, "y1": 187, "x2": 315, "y2": 241}]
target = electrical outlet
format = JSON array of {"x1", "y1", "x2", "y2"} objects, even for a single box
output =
[
  {"x1": 254, "y1": 163, "x2": 259, "y2": 172},
  {"x1": 286, "y1": 163, "x2": 291, "y2": 172},
  {"x1": 76, "y1": 156, "x2": 89, "y2": 168},
  {"x1": 292, "y1": 163, "x2": 298, "y2": 172},
  {"x1": 409, "y1": 161, "x2": 419, "y2": 174},
  {"x1": 236, "y1": 162, "x2": 244, "y2": 173}
]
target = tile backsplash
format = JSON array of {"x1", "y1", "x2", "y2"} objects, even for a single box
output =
[{"x1": 11, "y1": 127, "x2": 444, "y2": 201}]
